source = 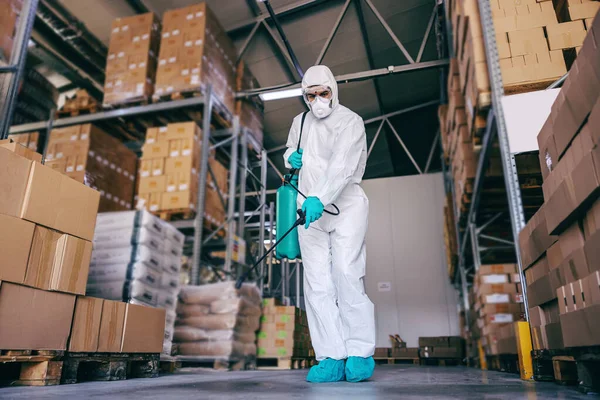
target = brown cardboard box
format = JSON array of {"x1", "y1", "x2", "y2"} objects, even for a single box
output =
[
  {"x1": 546, "y1": 21, "x2": 587, "y2": 50},
  {"x1": 0, "y1": 147, "x2": 32, "y2": 218},
  {"x1": 161, "y1": 191, "x2": 194, "y2": 211},
  {"x1": 121, "y1": 303, "x2": 166, "y2": 353},
  {"x1": 139, "y1": 159, "x2": 152, "y2": 178},
  {"x1": 0, "y1": 213, "x2": 35, "y2": 284},
  {"x1": 98, "y1": 300, "x2": 126, "y2": 352},
  {"x1": 569, "y1": 2, "x2": 600, "y2": 20},
  {"x1": 138, "y1": 175, "x2": 167, "y2": 194},
  {"x1": 152, "y1": 158, "x2": 164, "y2": 176},
  {"x1": 560, "y1": 304, "x2": 600, "y2": 347},
  {"x1": 528, "y1": 273, "x2": 557, "y2": 307},
  {"x1": 166, "y1": 122, "x2": 201, "y2": 140},
  {"x1": 518, "y1": 205, "x2": 558, "y2": 267},
  {"x1": 583, "y1": 271, "x2": 600, "y2": 305},
  {"x1": 478, "y1": 264, "x2": 517, "y2": 275},
  {"x1": 0, "y1": 139, "x2": 42, "y2": 163},
  {"x1": 141, "y1": 142, "x2": 169, "y2": 160},
  {"x1": 583, "y1": 197, "x2": 600, "y2": 239},
  {"x1": 69, "y1": 296, "x2": 103, "y2": 352},
  {"x1": 515, "y1": 1, "x2": 558, "y2": 30},
  {"x1": 165, "y1": 156, "x2": 197, "y2": 175},
  {"x1": 20, "y1": 162, "x2": 100, "y2": 241},
  {"x1": 507, "y1": 27, "x2": 548, "y2": 56},
  {"x1": 0, "y1": 281, "x2": 76, "y2": 350},
  {"x1": 525, "y1": 256, "x2": 549, "y2": 284},
  {"x1": 26, "y1": 226, "x2": 92, "y2": 295}
]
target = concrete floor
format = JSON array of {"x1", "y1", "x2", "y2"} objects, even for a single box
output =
[{"x1": 0, "y1": 365, "x2": 593, "y2": 400}]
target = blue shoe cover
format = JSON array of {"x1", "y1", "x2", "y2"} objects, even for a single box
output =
[
  {"x1": 345, "y1": 356, "x2": 375, "y2": 382},
  {"x1": 306, "y1": 358, "x2": 345, "y2": 383}
]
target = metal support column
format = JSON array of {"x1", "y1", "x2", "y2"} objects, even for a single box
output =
[
  {"x1": 0, "y1": 0, "x2": 39, "y2": 139},
  {"x1": 191, "y1": 86, "x2": 214, "y2": 285},
  {"x1": 225, "y1": 118, "x2": 240, "y2": 273},
  {"x1": 258, "y1": 150, "x2": 268, "y2": 293},
  {"x1": 238, "y1": 130, "x2": 248, "y2": 238},
  {"x1": 477, "y1": 0, "x2": 529, "y2": 321}
]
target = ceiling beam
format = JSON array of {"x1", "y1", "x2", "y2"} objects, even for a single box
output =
[
  {"x1": 262, "y1": 0, "x2": 304, "y2": 78},
  {"x1": 226, "y1": 0, "x2": 333, "y2": 33},
  {"x1": 315, "y1": 0, "x2": 352, "y2": 65},
  {"x1": 124, "y1": 0, "x2": 149, "y2": 14}
]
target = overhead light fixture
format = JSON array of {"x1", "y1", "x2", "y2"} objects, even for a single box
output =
[{"x1": 259, "y1": 88, "x2": 302, "y2": 101}]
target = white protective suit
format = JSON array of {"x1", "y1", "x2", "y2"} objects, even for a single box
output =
[{"x1": 283, "y1": 65, "x2": 376, "y2": 361}]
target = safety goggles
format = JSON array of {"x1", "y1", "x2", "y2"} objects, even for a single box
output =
[{"x1": 303, "y1": 85, "x2": 332, "y2": 103}]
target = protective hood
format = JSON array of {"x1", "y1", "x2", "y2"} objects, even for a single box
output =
[{"x1": 302, "y1": 65, "x2": 339, "y2": 110}]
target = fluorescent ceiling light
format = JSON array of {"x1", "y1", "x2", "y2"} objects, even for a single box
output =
[{"x1": 259, "y1": 88, "x2": 302, "y2": 101}]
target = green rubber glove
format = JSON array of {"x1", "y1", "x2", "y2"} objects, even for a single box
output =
[
  {"x1": 288, "y1": 149, "x2": 303, "y2": 169},
  {"x1": 302, "y1": 197, "x2": 324, "y2": 229}
]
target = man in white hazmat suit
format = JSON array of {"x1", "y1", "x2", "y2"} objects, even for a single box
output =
[{"x1": 283, "y1": 65, "x2": 376, "y2": 383}]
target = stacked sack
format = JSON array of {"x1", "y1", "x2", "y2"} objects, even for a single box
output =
[
  {"x1": 87, "y1": 210, "x2": 184, "y2": 355},
  {"x1": 174, "y1": 282, "x2": 261, "y2": 359}
]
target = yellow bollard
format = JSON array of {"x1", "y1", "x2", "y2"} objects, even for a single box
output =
[
  {"x1": 478, "y1": 339, "x2": 488, "y2": 370},
  {"x1": 515, "y1": 321, "x2": 534, "y2": 380}
]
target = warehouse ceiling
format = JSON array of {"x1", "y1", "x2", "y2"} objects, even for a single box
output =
[{"x1": 35, "y1": 0, "x2": 446, "y2": 187}]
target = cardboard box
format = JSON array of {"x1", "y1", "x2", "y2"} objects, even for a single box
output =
[
  {"x1": 26, "y1": 226, "x2": 92, "y2": 295},
  {"x1": 507, "y1": 27, "x2": 548, "y2": 56},
  {"x1": 98, "y1": 300, "x2": 127, "y2": 352},
  {"x1": 477, "y1": 283, "x2": 519, "y2": 295},
  {"x1": 165, "y1": 156, "x2": 197, "y2": 175},
  {"x1": 546, "y1": 21, "x2": 587, "y2": 50},
  {"x1": 560, "y1": 304, "x2": 600, "y2": 347},
  {"x1": 583, "y1": 271, "x2": 600, "y2": 306},
  {"x1": 69, "y1": 296, "x2": 103, "y2": 352},
  {"x1": 525, "y1": 256, "x2": 549, "y2": 284},
  {"x1": 569, "y1": 2, "x2": 600, "y2": 20},
  {"x1": 519, "y1": 204, "x2": 558, "y2": 267},
  {"x1": 166, "y1": 122, "x2": 201, "y2": 140},
  {"x1": 151, "y1": 158, "x2": 164, "y2": 176},
  {"x1": 0, "y1": 147, "x2": 33, "y2": 218},
  {"x1": 478, "y1": 264, "x2": 517, "y2": 275},
  {"x1": 0, "y1": 139, "x2": 42, "y2": 163},
  {"x1": 160, "y1": 190, "x2": 194, "y2": 211},
  {"x1": 138, "y1": 175, "x2": 167, "y2": 194},
  {"x1": 141, "y1": 142, "x2": 169, "y2": 160},
  {"x1": 0, "y1": 213, "x2": 35, "y2": 284},
  {"x1": 121, "y1": 303, "x2": 166, "y2": 353},
  {"x1": 583, "y1": 198, "x2": 600, "y2": 239},
  {"x1": 0, "y1": 281, "x2": 76, "y2": 350}
]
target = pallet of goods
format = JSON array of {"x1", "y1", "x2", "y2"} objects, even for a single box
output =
[
  {"x1": 256, "y1": 299, "x2": 315, "y2": 369},
  {"x1": 58, "y1": 89, "x2": 100, "y2": 117},
  {"x1": 520, "y1": 14, "x2": 600, "y2": 392},
  {"x1": 235, "y1": 61, "x2": 264, "y2": 149},
  {"x1": 419, "y1": 336, "x2": 466, "y2": 366},
  {"x1": 0, "y1": 143, "x2": 165, "y2": 386},
  {"x1": 87, "y1": 210, "x2": 185, "y2": 357},
  {"x1": 173, "y1": 282, "x2": 261, "y2": 370},
  {"x1": 7, "y1": 131, "x2": 39, "y2": 152},
  {"x1": 44, "y1": 124, "x2": 138, "y2": 212},
  {"x1": 472, "y1": 264, "x2": 525, "y2": 371},
  {"x1": 0, "y1": 0, "x2": 22, "y2": 64},
  {"x1": 136, "y1": 122, "x2": 228, "y2": 226},
  {"x1": 449, "y1": 0, "x2": 596, "y2": 143},
  {"x1": 153, "y1": 2, "x2": 237, "y2": 115},
  {"x1": 103, "y1": 13, "x2": 161, "y2": 106}
]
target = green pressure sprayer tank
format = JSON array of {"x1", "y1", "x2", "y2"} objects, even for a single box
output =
[{"x1": 276, "y1": 174, "x2": 301, "y2": 260}]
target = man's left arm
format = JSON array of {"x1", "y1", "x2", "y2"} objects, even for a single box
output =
[{"x1": 308, "y1": 117, "x2": 366, "y2": 206}]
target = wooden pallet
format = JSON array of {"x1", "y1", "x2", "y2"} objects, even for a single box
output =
[
  {"x1": 552, "y1": 355, "x2": 578, "y2": 386},
  {"x1": 568, "y1": 346, "x2": 600, "y2": 394},
  {"x1": 486, "y1": 354, "x2": 520, "y2": 374},
  {"x1": 176, "y1": 355, "x2": 256, "y2": 371},
  {"x1": 374, "y1": 357, "x2": 420, "y2": 365},
  {"x1": 532, "y1": 349, "x2": 570, "y2": 382},
  {"x1": 256, "y1": 357, "x2": 316, "y2": 370},
  {"x1": 56, "y1": 104, "x2": 99, "y2": 117},
  {"x1": 504, "y1": 77, "x2": 561, "y2": 96},
  {"x1": 157, "y1": 208, "x2": 196, "y2": 222},
  {"x1": 102, "y1": 95, "x2": 151, "y2": 110},
  {"x1": 152, "y1": 87, "x2": 232, "y2": 129},
  {"x1": 60, "y1": 352, "x2": 159, "y2": 384},
  {"x1": 419, "y1": 358, "x2": 463, "y2": 367},
  {"x1": 0, "y1": 350, "x2": 64, "y2": 387}
]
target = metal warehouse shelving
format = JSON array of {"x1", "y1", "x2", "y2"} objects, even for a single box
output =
[
  {"x1": 441, "y1": 0, "x2": 553, "y2": 377},
  {"x1": 3, "y1": 6, "x2": 271, "y2": 290}
]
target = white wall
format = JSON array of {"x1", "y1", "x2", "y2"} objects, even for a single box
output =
[{"x1": 361, "y1": 173, "x2": 460, "y2": 348}]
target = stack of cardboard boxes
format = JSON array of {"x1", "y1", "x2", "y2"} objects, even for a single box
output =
[
  {"x1": 419, "y1": 336, "x2": 465, "y2": 360},
  {"x1": 0, "y1": 0, "x2": 21, "y2": 64},
  {"x1": 153, "y1": 3, "x2": 236, "y2": 112},
  {"x1": 86, "y1": 210, "x2": 184, "y2": 356},
  {"x1": 7, "y1": 131, "x2": 39, "y2": 152},
  {"x1": 235, "y1": 61, "x2": 264, "y2": 148},
  {"x1": 523, "y1": 14, "x2": 600, "y2": 349},
  {"x1": 471, "y1": 264, "x2": 524, "y2": 356},
  {"x1": 103, "y1": 13, "x2": 161, "y2": 106},
  {"x1": 0, "y1": 143, "x2": 165, "y2": 355},
  {"x1": 257, "y1": 299, "x2": 314, "y2": 359},
  {"x1": 45, "y1": 124, "x2": 138, "y2": 212},
  {"x1": 137, "y1": 122, "x2": 228, "y2": 226}
]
